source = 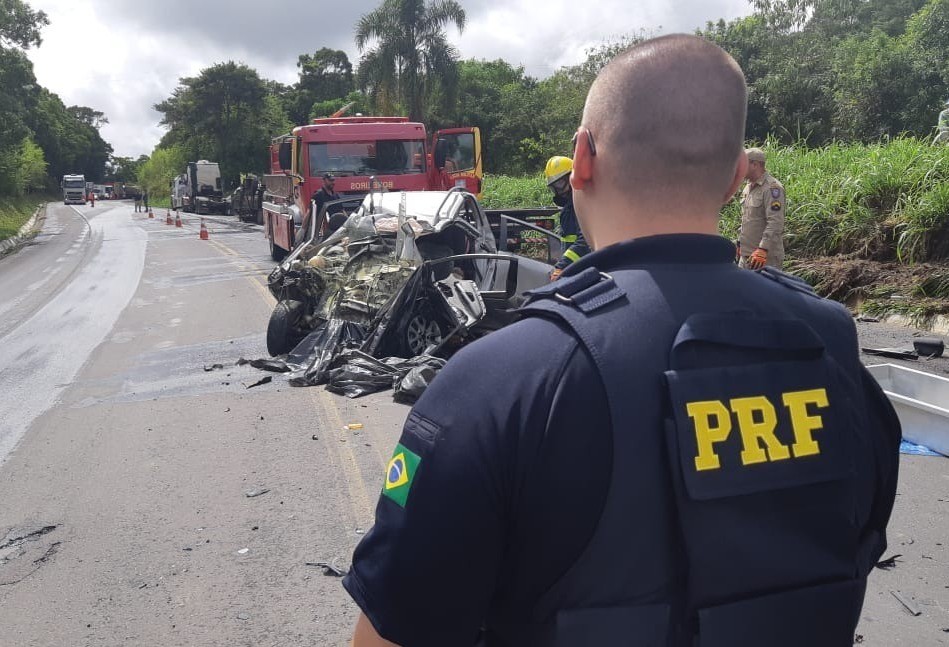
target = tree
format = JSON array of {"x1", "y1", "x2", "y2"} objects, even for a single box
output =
[
  {"x1": 107, "y1": 155, "x2": 147, "y2": 182},
  {"x1": 287, "y1": 48, "x2": 354, "y2": 125},
  {"x1": 155, "y1": 62, "x2": 289, "y2": 182},
  {"x1": 355, "y1": 0, "x2": 466, "y2": 121},
  {"x1": 137, "y1": 145, "x2": 187, "y2": 200},
  {"x1": 68, "y1": 105, "x2": 108, "y2": 129},
  {"x1": 0, "y1": 0, "x2": 49, "y2": 50}
]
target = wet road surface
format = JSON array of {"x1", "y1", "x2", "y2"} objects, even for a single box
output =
[{"x1": 0, "y1": 202, "x2": 406, "y2": 646}]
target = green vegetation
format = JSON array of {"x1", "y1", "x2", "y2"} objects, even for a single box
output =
[
  {"x1": 481, "y1": 175, "x2": 551, "y2": 209},
  {"x1": 0, "y1": 194, "x2": 48, "y2": 241},
  {"x1": 489, "y1": 138, "x2": 949, "y2": 319},
  {"x1": 721, "y1": 137, "x2": 949, "y2": 263},
  {"x1": 0, "y1": 0, "x2": 111, "y2": 197}
]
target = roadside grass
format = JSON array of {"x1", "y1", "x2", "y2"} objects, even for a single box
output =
[
  {"x1": 481, "y1": 174, "x2": 551, "y2": 209},
  {"x1": 0, "y1": 195, "x2": 52, "y2": 241},
  {"x1": 487, "y1": 138, "x2": 949, "y2": 321}
]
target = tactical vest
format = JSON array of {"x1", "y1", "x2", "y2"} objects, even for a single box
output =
[{"x1": 485, "y1": 264, "x2": 871, "y2": 647}]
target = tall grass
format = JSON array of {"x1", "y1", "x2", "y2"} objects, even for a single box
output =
[
  {"x1": 487, "y1": 137, "x2": 949, "y2": 265},
  {"x1": 0, "y1": 195, "x2": 49, "y2": 241},
  {"x1": 481, "y1": 174, "x2": 551, "y2": 209}
]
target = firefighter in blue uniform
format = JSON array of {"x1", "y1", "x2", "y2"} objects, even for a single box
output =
[
  {"x1": 544, "y1": 156, "x2": 590, "y2": 280},
  {"x1": 345, "y1": 34, "x2": 900, "y2": 647}
]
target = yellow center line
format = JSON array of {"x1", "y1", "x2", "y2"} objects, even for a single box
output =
[{"x1": 202, "y1": 227, "x2": 376, "y2": 527}]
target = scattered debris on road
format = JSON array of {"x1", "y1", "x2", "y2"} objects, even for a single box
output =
[
  {"x1": 875, "y1": 554, "x2": 902, "y2": 570},
  {"x1": 203, "y1": 363, "x2": 225, "y2": 372},
  {"x1": 913, "y1": 338, "x2": 945, "y2": 358},
  {"x1": 890, "y1": 590, "x2": 922, "y2": 616},
  {"x1": 244, "y1": 376, "x2": 272, "y2": 389},
  {"x1": 305, "y1": 561, "x2": 348, "y2": 577},
  {"x1": 236, "y1": 357, "x2": 290, "y2": 373},
  {"x1": 862, "y1": 346, "x2": 918, "y2": 360},
  {"x1": 244, "y1": 488, "x2": 270, "y2": 498}
]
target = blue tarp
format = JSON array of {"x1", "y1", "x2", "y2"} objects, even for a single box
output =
[{"x1": 899, "y1": 439, "x2": 943, "y2": 457}]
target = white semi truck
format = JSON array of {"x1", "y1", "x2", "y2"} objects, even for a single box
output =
[
  {"x1": 62, "y1": 174, "x2": 86, "y2": 204},
  {"x1": 171, "y1": 160, "x2": 225, "y2": 214}
]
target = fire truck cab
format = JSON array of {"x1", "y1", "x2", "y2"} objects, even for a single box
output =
[{"x1": 262, "y1": 116, "x2": 481, "y2": 261}]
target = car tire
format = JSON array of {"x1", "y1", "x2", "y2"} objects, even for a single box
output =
[
  {"x1": 266, "y1": 300, "x2": 305, "y2": 356},
  {"x1": 401, "y1": 307, "x2": 445, "y2": 357}
]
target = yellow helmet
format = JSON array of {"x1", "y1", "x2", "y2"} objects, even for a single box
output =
[{"x1": 544, "y1": 156, "x2": 573, "y2": 186}]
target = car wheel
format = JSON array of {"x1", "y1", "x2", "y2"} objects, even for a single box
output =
[
  {"x1": 402, "y1": 309, "x2": 444, "y2": 357},
  {"x1": 266, "y1": 300, "x2": 305, "y2": 356}
]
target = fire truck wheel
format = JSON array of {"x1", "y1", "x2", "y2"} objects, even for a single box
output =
[
  {"x1": 267, "y1": 300, "x2": 305, "y2": 356},
  {"x1": 269, "y1": 235, "x2": 287, "y2": 262}
]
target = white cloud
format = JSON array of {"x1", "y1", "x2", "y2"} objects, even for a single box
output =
[{"x1": 26, "y1": 0, "x2": 751, "y2": 158}]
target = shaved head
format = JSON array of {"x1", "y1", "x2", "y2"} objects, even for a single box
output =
[{"x1": 582, "y1": 34, "x2": 747, "y2": 204}]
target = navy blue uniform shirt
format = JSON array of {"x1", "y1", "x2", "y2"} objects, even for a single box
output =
[{"x1": 343, "y1": 234, "x2": 899, "y2": 647}]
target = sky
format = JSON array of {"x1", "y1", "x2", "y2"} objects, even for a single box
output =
[{"x1": 25, "y1": 0, "x2": 751, "y2": 158}]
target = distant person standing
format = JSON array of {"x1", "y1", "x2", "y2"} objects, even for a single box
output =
[
  {"x1": 934, "y1": 99, "x2": 949, "y2": 144},
  {"x1": 304, "y1": 173, "x2": 340, "y2": 235},
  {"x1": 311, "y1": 173, "x2": 340, "y2": 216},
  {"x1": 88, "y1": 191, "x2": 95, "y2": 208},
  {"x1": 738, "y1": 147, "x2": 784, "y2": 270},
  {"x1": 134, "y1": 193, "x2": 142, "y2": 212},
  {"x1": 142, "y1": 190, "x2": 149, "y2": 212}
]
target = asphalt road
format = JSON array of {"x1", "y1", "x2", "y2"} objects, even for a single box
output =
[
  {"x1": 0, "y1": 202, "x2": 945, "y2": 645},
  {"x1": 0, "y1": 201, "x2": 405, "y2": 646}
]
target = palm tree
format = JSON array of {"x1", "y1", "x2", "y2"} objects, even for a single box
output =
[{"x1": 355, "y1": 0, "x2": 466, "y2": 122}]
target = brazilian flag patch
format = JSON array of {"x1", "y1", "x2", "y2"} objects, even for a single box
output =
[{"x1": 382, "y1": 443, "x2": 421, "y2": 508}]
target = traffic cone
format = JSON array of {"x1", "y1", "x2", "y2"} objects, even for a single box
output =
[
  {"x1": 199, "y1": 218, "x2": 209, "y2": 240},
  {"x1": 148, "y1": 208, "x2": 154, "y2": 219},
  {"x1": 175, "y1": 211, "x2": 182, "y2": 228},
  {"x1": 166, "y1": 210, "x2": 172, "y2": 225}
]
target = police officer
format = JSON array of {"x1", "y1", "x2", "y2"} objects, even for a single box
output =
[
  {"x1": 345, "y1": 34, "x2": 900, "y2": 647},
  {"x1": 544, "y1": 156, "x2": 590, "y2": 280},
  {"x1": 739, "y1": 147, "x2": 785, "y2": 270},
  {"x1": 934, "y1": 99, "x2": 949, "y2": 145}
]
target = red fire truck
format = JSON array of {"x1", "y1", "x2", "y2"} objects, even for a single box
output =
[{"x1": 262, "y1": 116, "x2": 482, "y2": 261}]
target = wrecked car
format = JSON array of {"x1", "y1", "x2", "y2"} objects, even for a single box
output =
[{"x1": 264, "y1": 189, "x2": 555, "y2": 371}]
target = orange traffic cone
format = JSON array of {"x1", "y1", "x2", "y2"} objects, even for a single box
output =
[
  {"x1": 199, "y1": 218, "x2": 209, "y2": 240},
  {"x1": 148, "y1": 209, "x2": 154, "y2": 219},
  {"x1": 166, "y1": 210, "x2": 172, "y2": 225},
  {"x1": 175, "y1": 211, "x2": 182, "y2": 228}
]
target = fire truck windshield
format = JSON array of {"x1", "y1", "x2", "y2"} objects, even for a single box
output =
[{"x1": 308, "y1": 140, "x2": 426, "y2": 177}]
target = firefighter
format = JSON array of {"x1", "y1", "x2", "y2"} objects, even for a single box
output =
[
  {"x1": 544, "y1": 156, "x2": 590, "y2": 281},
  {"x1": 343, "y1": 34, "x2": 900, "y2": 647}
]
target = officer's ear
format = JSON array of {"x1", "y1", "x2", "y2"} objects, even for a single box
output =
[
  {"x1": 570, "y1": 127, "x2": 594, "y2": 191},
  {"x1": 722, "y1": 150, "x2": 749, "y2": 204}
]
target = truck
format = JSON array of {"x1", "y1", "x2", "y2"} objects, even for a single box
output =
[
  {"x1": 171, "y1": 160, "x2": 226, "y2": 214},
  {"x1": 62, "y1": 174, "x2": 86, "y2": 204},
  {"x1": 262, "y1": 116, "x2": 482, "y2": 261}
]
